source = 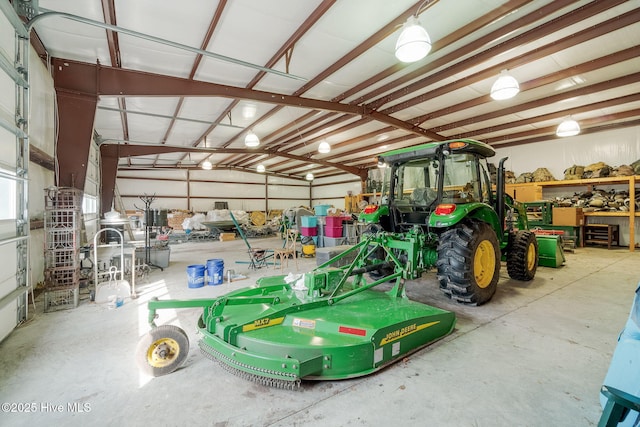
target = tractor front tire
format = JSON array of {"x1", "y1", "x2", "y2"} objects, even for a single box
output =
[
  {"x1": 437, "y1": 221, "x2": 500, "y2": 306},
  {"x1": 136, "y1": 325, "x2": 190, "y2": 377},
  {"x1": 507, "y1": 230, "x2": 538, "y2": 281}
]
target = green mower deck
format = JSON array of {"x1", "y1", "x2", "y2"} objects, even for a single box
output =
[
  {"x1": 137, "y1": 235, "x2": 456, "y2": 388},
  {"x1": 197, "y1": 275, "x2": 455, "y2": 387}
]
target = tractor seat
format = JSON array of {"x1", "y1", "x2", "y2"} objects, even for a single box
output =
[{"x1": 412, "y1": 187, "x2": 437, "y2": 206}]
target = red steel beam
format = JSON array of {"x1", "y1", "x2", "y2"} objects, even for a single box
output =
[{"x1": 54, "y1": 89, "x2": 98, "y2": 189}]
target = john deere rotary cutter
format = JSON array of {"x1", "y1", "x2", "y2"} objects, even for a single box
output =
[
  {"x1": 137, "y1": 138, "x2": 554, "y2": 388},
  {"x1": 137, "y1": 232, "x2": 456, "y2": 388}
]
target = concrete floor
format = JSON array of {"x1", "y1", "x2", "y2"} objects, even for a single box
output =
[{"x1": 0, "y1": 235, "x2": 638, "y2": 426}]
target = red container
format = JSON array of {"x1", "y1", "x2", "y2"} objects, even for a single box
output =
[
  {"x1": 325, "y1": 216, "x2": 344, "y2": 228},
  {"x1": 325, "y1": 226, "x2": 343, "y2": 238},
  {"x1": 300, "y1": 226, "x2": 318, "y2": 236}
]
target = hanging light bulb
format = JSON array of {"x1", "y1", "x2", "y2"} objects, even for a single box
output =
[
  {"x1": 256, "y1": 164, "x2": 265, "y2": 173},
  {"x1": 242, "y1": 104, "x2": 257, "y2": 120},
  {"x1": 556, "y1": 118, "x2": 581, "y2": 137},
  {"x1": 377, "y1": 159, "x2": 387, "y2": 168},
  {"x1": 201, "y1": 137, "x2": 212, "y2": 169},
  {"x1": 244, "y1": 130, "x2": 260, "y2": 147},
  {"x1": 318, "y1": 141, "x2": 331, "y2": 154},
  {"x1": 305, "y1": 173, "x2": 314, "y2": 181},
  {"x1": 490, "y1": 70, "x2": 520, "y2": 100},
  {"x1": 395, "y1": 15, "x2": 431, "y2": 63}
]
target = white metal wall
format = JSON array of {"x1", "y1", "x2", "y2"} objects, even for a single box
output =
[
  {"x1": 312, "y1": 174, "x2": 362, "y2": 212},
  {"x1": 26, "y1": 46, "x2": 56, "y2": 289},
  {"x1": 117, "y1": 169, "x2": 317, "y2": 213},
  {"x1": 493, "y1": 127, "x2": 640, "y2": 179},
  {"x1": 494, "y1": 127, "x2": 640, "y2": 246},
  {"x1": 83, "y1": 140, "x2": 100, "y2": 242}
]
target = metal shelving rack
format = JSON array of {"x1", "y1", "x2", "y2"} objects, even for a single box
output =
[{"x1": 43, "y1": 187, "x2": 83, "y2": 311}]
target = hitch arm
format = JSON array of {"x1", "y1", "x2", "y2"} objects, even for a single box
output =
[{"x1": 147, "y1": 297, "x2": 219, "y2": 327}]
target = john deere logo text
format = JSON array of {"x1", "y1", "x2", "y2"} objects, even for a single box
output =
[{"x1": 380, "y1": 321, "x2": 439, "y2": 345}]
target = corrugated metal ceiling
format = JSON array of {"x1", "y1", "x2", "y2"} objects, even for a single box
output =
[{"x1": 21, "y1": 0, "x2": 640, "y2": 180}]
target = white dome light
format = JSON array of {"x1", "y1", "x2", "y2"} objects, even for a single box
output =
[
  {"x1": 556, "y1": 118, "x2": 581, "y2": 137},
  {"x1": 318, "y1": 141, "x2": 331, "y2": 154},
  {"x1": 244, "y1": 131, "x2": 260, "y2": 147},
  {"x1": 490, "y1": 70, "x2": 520, "y2": 100},
  {"x1": 256, "y1": 164, "x2": 265, "y2": 173},
  {"x1": 242, "y1": 104, "x2": 257, "y2": 120},
  {"x1": 305, "y1": 173, "x2": 314, "y2": 181},
  {"x1": 201, "y1": 159, "x2": 212, "y2": 170},
  {"x1": 395, "y1": 16, "x2": 431, "y2": 63}
]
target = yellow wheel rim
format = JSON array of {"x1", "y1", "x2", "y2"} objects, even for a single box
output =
[
  {"x1": 147, "y1": 338, "x2": 180, "y2": 368},
  {"x1": 526, "y1": 242, "x2": 536, "y2": 271},
  {"x1": 474, "y1": 240, "x2": 496, "y2": 289}
]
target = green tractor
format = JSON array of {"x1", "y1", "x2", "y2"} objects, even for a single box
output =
[
  {"x1": 359, "y1": 138, "x2": 538, "y2": 306},
  {"x1": 135, "y1": 138, "x2": 546, "y2": 388}
]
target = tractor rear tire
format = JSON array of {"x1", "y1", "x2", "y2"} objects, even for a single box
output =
[
  {"x1": 437, "y1": 221, "x2": 500, "y2": 306},
  {"x1": 136, "y1": 325, "x2": 190, "y2": 377},
  {"x1": 507, "y1": 230, "x2": 538, "y2": 281}
]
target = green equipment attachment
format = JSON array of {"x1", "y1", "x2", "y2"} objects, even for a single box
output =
[{"x1": 136, "y1": 233, "x2": 456, "y2": 388}]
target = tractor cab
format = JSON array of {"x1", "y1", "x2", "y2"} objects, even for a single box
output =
[{"x1": 361, "y1": 139, "x2": 496, "y2": 234}]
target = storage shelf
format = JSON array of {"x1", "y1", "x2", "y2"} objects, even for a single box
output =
[
  {"x1": 584, "y1": 224, "x2": 620, "y2": 250},
  {"x1": 584, "y1": 212, "x2": 632, "y2": 217},
  {"x1": 535, "y1": 175, "x2": 639, "y2": 188},
  {"x1": 509, "y1": 175, "x2": 638, "y2": 252}
]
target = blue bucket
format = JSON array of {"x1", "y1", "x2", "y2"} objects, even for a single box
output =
[
  {"x1": 314, "y1": 205, "x2": 331, "y2": 216},
  {"x1": 301, "y1": 215, "x2": 317, "y2": 227},
  {"x1": 206, "y1": 259, "x2": 224, "y2": 285},
  {"x1": 186, "y1": 264, "x2": 205, "y2": 288}
]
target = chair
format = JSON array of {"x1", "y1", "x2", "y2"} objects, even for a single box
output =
[
  {"x1": 230, "y1": 211, "x2": 270, "y2": 269},
  {"x1": 273, "y1": 229, "x2": 299, "y2": 271},
  {"x1": 598, "y1": 283, "x2": 640, "y2": 426},
  {"x1": 598, "y1": 385, "x2": 640, "y2": 427},
  {"x1": 249, "y1": 248, "x2": 268, "y2": 269}
]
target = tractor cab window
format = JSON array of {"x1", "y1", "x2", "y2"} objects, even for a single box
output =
[
  {"x1": 440, "y1": 153, "x2": 482, "y2": 204},
  {"x1": 393, "y1": 159, "x2": 438, "y2": 210},
  {"x1": 479, "y1": 161, "x2": 492, "y2": 203}
]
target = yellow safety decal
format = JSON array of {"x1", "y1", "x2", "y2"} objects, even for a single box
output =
[
  {"x1": 242, "y1": 316, "x2": 284, "y2": 332},
  {"x1": 380, "y1": 321, "x2": 440, "y2": 346}
]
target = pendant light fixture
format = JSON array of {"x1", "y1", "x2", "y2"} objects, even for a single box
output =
[
  {"x1": 256, "y1": 164, "x2": 265, "y2": 173},
  {"x1": 490, "y1": 70, "x2": 520, "y2": 100},
  {"x1": 395, "y1": 15, "x2": 431, "y2": 63},
  {"x1": 242, "y1": 104, "x2": 257, "y2": 120},
  {"x1": 377, "y1": 159, "x2": 387, "y2": 168},
  {"x1": 556, "y1": 117, "x2": 581, "y2": 137},
  {"x1": 305, "y1": 172, "x2": 314, "y2": 181},
  {"x1": 318, "y1": 141, "x2": 331, "y2": 154},
  {"x1": 202, "y1": 137, "x2": 212, "y2": 170},
  {"x1": 244, "y1": 130, "x2": 260, "y2": 148}
]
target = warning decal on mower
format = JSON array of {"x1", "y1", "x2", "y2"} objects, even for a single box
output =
[
  {"x1": 338, "y1": 326, "x2": 367, "y2": 336},
  {"x1": 242, "y1": 316, "x2": 284, "y2": 332},
  {"x1": 379, "y1": 321, "x2": 440, "y2": 346},
  {"x1": 292, "y1": 318, "x2": 316, "y2": 329}
]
